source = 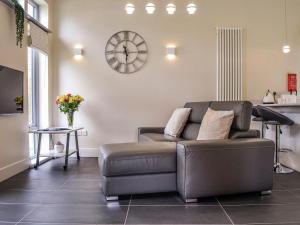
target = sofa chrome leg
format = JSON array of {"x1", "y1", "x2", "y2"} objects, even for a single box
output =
[
  {"x1": 106, "y1": 196, "x2": 119, "y2": 201},
  {"x1": 185, "y1": 198, "x2": 198, "y2": 203},
  {"x1": 261, "y1": 190, "x2": 272, "y2": 196}
]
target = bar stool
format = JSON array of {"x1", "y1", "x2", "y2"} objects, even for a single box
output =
[
  {"x1": 252, "y1": 106, "x2": 266, "y2": 138},
  {"x1": 257, "y1": 105, "x2": 294, "y2": 173}
]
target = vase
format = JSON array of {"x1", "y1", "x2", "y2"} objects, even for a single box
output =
[{"x1": 66, "y1": 111, "x2": 74, "y2": 128}]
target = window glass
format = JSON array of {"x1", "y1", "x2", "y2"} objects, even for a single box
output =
[
  {"x1": 27, "y1": 0, "x2": 39, "y2": 20},
  {"x1": 28, "y1": 48, "x2": 49, "y2": 159},
  {"x1": 27, "y1": 0, "x2": 49, "y2": 28},
  {"x1": 17, "y1": 0, "x2": 25, "y2": 8}
]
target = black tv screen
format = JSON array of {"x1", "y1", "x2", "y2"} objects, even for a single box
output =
[{"x1": 0, "y1": 65, "x2": 24, "y2": 114}]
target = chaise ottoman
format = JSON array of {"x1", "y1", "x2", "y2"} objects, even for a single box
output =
[{"x1": 99, "y1": 142, "x2": 177, "y2": 200}]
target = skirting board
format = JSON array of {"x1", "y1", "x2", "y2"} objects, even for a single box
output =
[
  {"x1": 0, "y1": 158, "x2": 30, "y2": 182},
  {"x1": 70, "y1": 148, "x2": 99, "y2": 158}
]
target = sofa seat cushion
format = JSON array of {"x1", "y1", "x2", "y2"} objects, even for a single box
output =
[
  {"x1": 139, "y1": 133, "x2": 184, "y2": 142},
  {"x1": 99, "y1": 142, "x2": 177, "y2": 177}
]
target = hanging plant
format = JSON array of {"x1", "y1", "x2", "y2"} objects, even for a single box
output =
[{"x1": 10, "y1": 0, "x2": 25, "y2": 47}]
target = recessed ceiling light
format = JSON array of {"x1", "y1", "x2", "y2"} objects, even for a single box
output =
[
  {"x1": 166, "y1": 3, "x2": 176, "y2": 15},
  {"x1": 145, "y1": 3, "x2": 156, "y2": 14},
  {"x1": 187, "y1": 3, "x2": 197, "y2": 14},
  {"x1": 125, "y1": 3, "x2": 135, "y2": 14}
]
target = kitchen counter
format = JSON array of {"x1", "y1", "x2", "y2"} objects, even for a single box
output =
[{"x1": 259, "y1": 103, "x2": 300, "y2": 107}]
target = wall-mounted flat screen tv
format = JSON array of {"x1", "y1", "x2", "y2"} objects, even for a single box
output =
[{"x1": 0, "y1": 65, "x2": 24, "y2": 114}]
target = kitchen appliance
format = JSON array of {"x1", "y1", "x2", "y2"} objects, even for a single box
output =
[{"x1": 263, "y1": 90, "x2": 276, "y2": 104}]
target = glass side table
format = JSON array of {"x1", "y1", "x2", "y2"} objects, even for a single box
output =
[{"x1": 28, "y1": 127, "x2": 84, "y2": 170}]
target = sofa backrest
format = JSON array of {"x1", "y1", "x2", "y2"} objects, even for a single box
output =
[{"x1": 182, "y1": 101, "x2": 252, "y2": 140}]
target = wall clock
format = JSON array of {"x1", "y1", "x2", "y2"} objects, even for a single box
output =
[{"x1": 105, "y1": 31, "x2": 148, "y2": 74}]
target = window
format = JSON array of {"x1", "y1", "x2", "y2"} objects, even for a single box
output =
[
  {"x1": 28, "y1": 48, "x2": 49, "y2": 162},
  {"x1": 27, "y1": 0, "x2": 39, "y2": 20},
  {"x1": 26, "y1": 0, "x2": 49, "y2": 28},
  {"x1": 27, "y1": 0, "x2": 49, "y2": 166}
]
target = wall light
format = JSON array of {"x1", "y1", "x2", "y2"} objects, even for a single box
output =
[
  {"x1": 166, "y1": 3, "x2": 176, "y2": 15},
  {"x1": 73, "y1": 44, "x2": 83, "y2": 60},
  {"x1": 125, "y1": 3, "x2": 135, "y2": 14},
  {"x1": 145, "y1": 3, "x2": 156, "y2": 14},
  {"x1": 282, "y1": 45, "x2": 291, "y2": 54},
  {"x1": 166, "y1": 45, "x2": 176, "y2": 60},
  {"x1": 187, "y1": 3, "x2": 197, "y2": 14}
]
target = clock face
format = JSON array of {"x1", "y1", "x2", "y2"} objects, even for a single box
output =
[{"x1": 105, "y1": 31, "x2": 148, "y2": 74}]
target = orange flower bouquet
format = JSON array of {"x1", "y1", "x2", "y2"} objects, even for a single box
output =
[{"x1": 56, "y1": 93, "x2": 84, "y2": 127}]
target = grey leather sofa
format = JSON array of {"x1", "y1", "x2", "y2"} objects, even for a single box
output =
[
  {"x1": 99, "y1": 101, "x2": 274, "y2": 202},
  {"x1": 99, "y1": 142, "x2": 177, "y2": 199}
]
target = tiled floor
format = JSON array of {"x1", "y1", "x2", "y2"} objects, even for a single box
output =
[{"x1": 1, "y1": 158, "x2": 300, "y2": 225}]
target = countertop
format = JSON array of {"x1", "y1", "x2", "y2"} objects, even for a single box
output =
[{"x1": 258, "y1": 103, "x2": 300, "y2": 107}]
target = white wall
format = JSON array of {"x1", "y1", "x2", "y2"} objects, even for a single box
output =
[
  {"x1": 0, "y1": 2, "x2": 29, "y2": 181},
  {"x1": 52, "y1": 0, "x2": 300, "y2": 150}
]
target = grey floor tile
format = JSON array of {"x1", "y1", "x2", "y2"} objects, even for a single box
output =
[
  {"x1": 273, "y1": 181, "x2": 287, "y2": 190},
  {"x1": 2, "y1": 158, "x2": 300, "y2": 225},
  {"x1": 249, "y1": 223, "x2": 300, "y2": 225},
  {"x1": 22, "y1": 204, "x2": 128, "y2": 224},
  {"x1": 224, "y1": 204, "x2": 300, "y2": 224},
  {"x1": 0, "y1": 204, "x2": 36, "y2": 222},
  {"x1": 218, "y1": 190, "x2": 300, "y2": 206},
  {"x1": 0, "y1": 190, "x2": 49, "y2": 204},
  {"x1": 11, "y1": 169, "x2": 72, "y2": 181},
  {"x1": 131, "y1": 192, "x2": 218, "y2": 206},
  {"x1": 59, "y1": 179, "x2": 101, "y2": 191},
  {"x1": 69, "y1": 172, "x2": 100, "y2": 180},
  {"x1": 40, "y1": 190, "x2": 130, "y2": 205},
  {"x1": 274, "y1": 173, "x2": 300, "y2": 190},
  {"x1": 126, "y1": 206, "x2": 231, "y2": 224},
  {"x1": 0, "y1": 178, "x2": 66, "y2": 191},
  {"x1": 289, "y1": 190, "x2": 300, "y2": 199},
  {"x1": 18, "y1": 223, "x2": 123, "y2": 225}
]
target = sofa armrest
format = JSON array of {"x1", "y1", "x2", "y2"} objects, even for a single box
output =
[
  {"x1": 177, "y1": 138, "x2": 274, "y2": 200},
  {"x1": 229, "y1": 129, "x2": 260, "y2": 139},
  {"x1": 138, "y1": 127, "x2": 165, "y2": 135}
]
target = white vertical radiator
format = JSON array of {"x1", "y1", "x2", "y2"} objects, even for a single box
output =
[{"x1": 217, "y1": 28, "x2": 243, "y2": 101}]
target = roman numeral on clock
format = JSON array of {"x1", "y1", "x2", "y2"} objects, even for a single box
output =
[
  {"x1": 136, "y1": 57, "x2": 145, "y2": 63},
  {"x1": 125, "y1": 64, "x2": 129, "y2": 73},
  {"x1": 115, "y1": 62, "x2": 122, "y2": 71},
  {"x1": 132, "y1": 63, "x2": 138, "y2": 70},
  {"x1": 124, "y1": 31, "x2": 129, "y2": 41},
  {"x1": 131, "y1": 33, "x2": 138, "y2": 43},
  {"x1": 108, "y1": 57, "x2": 117, "y2": 65},
  {"x1": 108, "y1": 41, "x2": 116, "y2": 47},
  {"x1": 105, "y1": 50, "x2": 115, "y2": 55},
  {"x1": 114, "y1": 35, "x2": 121, "y2": 43},
  {"x1": 136, "y1": 41, "x2": 145, "y2": 47},
  {"x1": 138, "y1": 50, "x2": 147, "y2": 54}
]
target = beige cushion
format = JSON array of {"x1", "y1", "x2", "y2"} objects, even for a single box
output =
[
  {"x1": 164, "y1": 108, "x2": 191, "y2": 137},
  {"x1": 197, "y1": 108, "x2": 234, "y2": 140}
]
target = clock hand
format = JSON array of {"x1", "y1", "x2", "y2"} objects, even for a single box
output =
[{"x1": 123, "y1": 45, "x2": 129, "y2": 62}]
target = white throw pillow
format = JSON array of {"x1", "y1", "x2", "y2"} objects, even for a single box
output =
[
  {"x1": 197, "y1": 108, "x2": 234, "y2": 140},
  {"x1": 164, "y1": 108, "x2": 192, "y2": 137}
]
